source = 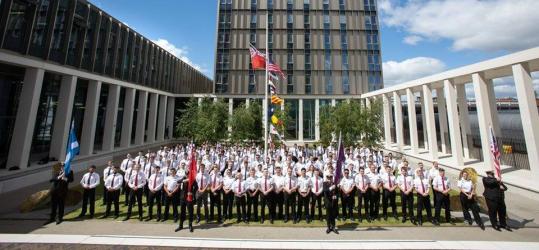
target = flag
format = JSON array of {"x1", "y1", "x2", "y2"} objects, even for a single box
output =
[
  {"x1": 269, "y1": 72, "x2": 279, "y2": 81},
  {"x1": 271, "y1": 115, "x2": 280, "y2": 125},
  {"x1": 64, "y1": 121, "x2": 80, "y2": 174},
  {"x1": 334, "y1": 132, "x2": 344, "y2": 184},
  {"x1": 489, "y1": 126, "x2": 502, "y2": 179},
  {"x1": 249, "y1": 43, "x2": 266, "y2": 70},
  {"x1": 187, "y1": 149, "x2": 197, "y2": 202},
  {"x1": 268, "y1": 80, "x2": 277, "y2": 94},
  {"x1": 270, "y1": 124, "x2": 282, "y2": 141},
  {"x1": 268, "y1": 60, "x2": 286, "y2": 79},
  {"x1": 271, "y1": 95, "x2": 283, "y2": 105},
  {"x1": 268, "y1": 106, "x2": 275, "y2": 118}
]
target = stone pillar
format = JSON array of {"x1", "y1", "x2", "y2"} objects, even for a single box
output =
[
  {"x1": 121, "y1": 88, "x2": 136, "y2": 148},
  {"x1": 437, "y1": 88, "x2": 449, "y2": 154},
  {"x1": 406, "y1": 88, "x2": 419, "y2": 154},
  {"x1": 298, "y1": 99, "x2": 304, "y2": 142},
  {"x1": 49, "y1": 75, "x2": 77, "y2": 161},
  {"x1": 166, "y1": 97, "x2": 175, "y2": 139},
  {"x1": 487, "y1": 80, "x2": 501, "y2": 136},
  {"x1": 198, "y1": 97, "x2": 202, "y2": 105},
  {"x1": 102, "y1": 85, "x2": 120, "y2": 152},
  {"x1": 246, "y1": 98, "x2": 250, "y2": 108},
  {"x1": 393, "y1": 92, "x2": 404, "y2": 150},
  {"x1": 146, "y1": 93, "x2": 159, "y2": 144},
  {"x1": 80, "y1": 80, "x2": 102, "y2": 156},
  {"x1": 228, "y1": 98, "x2": 233, "y2": 133},
  {"x1": 472, "y1": 73, "x2": 494, "y2": 170},
  {"x1": 512, "y1": 63, "x2": 539, "y2": 176},
  {"x1": 157, "y1": 95, "x2": 167, "y2": 141},
  {"x1": 134, "y1": 90, "x2": 148, "y2": 146},
  {"x1": 315, "y1": 99, "x2": 320, "y2": 141},
  {"x1": 456, "y1": 84, "x2": 471, "y2": 159},
  {"x1": 422, "y1": 84, "x2": 438, "y2": 160},
  {"x1": 444, "y1": 80, "x2": 464, "y2": 166},
  {"x1": 365, "y1": 97, "x2": 371, "y2": 109},
  {"x1": 7, "y1": 68, "x2": 45, "y2": 169},
  {"x1": 331, "y1": 99, "x2": 336, "y2": 107},
  {"x1": 382, "y1": 94, "x2": 391, "y2": 148},
  {"x1": 420, "y1": 91, "x2": 428, "y2": 150}
]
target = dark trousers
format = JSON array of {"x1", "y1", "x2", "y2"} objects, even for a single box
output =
[
  {"x1": 148, "y1": 190, "x2": 162, "y2": 219},
  {"x1": 297, "y1": 193, "x2": 310, "y2": 221},
  {"x1": 310, "y1": 193, "x2": 323, "y2": 220},
  {"x1": 179, "y1": 200, "x2": 194, "y2": 227},
  {"x1": 196, "y1": 191, "x2": 209, "y2": 220},
  {"x1": 247, "y1": 191, "x2": 259, "y2": 221},
  {"x1": 210, "y1": 191, "x2": 222, "y2": 221},
  {"x1": 163, "y1": 192, "x2": 179, "y2": 220},
  {"x1": 260, "y1": 193, "x2": 275, "y2": 220},
  {"x1": 416, "y1": 194, "x2": 432, "y2": 222},
  {"x1": 357, "y1": 190, "x2": 370, "y2": 219},
  {"x1": 102, "y1": 185, "x2": 108, "y2": 204},
  {"x1": 382, "y1": 189, "x2": 397, "y2": 218},
  {"x1": 81, "y1": 188, "x2": 96, "y2": 216},
  {"x1": 485, "y1": 197, "x2": 507, "y2": 227},
  {"x1": 144, "y1": 183, "x2": 150, "y2": 205},
  {"x1": 105, "y1": 190, "x2": 120, "y2": 216},
  {"x1": 127, "y1": 188, "x2": 144, "y2": 218},
  {"x1": 460, "y1": 193, "x2": 483, "y2": 226},
  {"x1": 340, "y1": 191, "x2": 354, "y2": 219},
  {"x1": 235, "y1": 195, "x2": 247, "y2": 221},
  {"x1": 123, "y1": 183, "x2": 131, "y2": 206},
  {"x1": 326, "y1": 200, "x2": 338, "y2": 229},
  {"x1": 50, "y1": 193, "x2": 66, "y2": 221},
  {"x1": 223, "y1": 191, "x2": 234, "y2": 219},
  {"x1": 369, "y1": 189, "x2": 381, "y2": 219},
  {"x1": 400, "y1": 192, "x2": 414, "y2": 220},
  {"x1": 434, "y1": 191, "x2": 451, "y2": 222},
  {"x1": 284, "y1": 192, "x2": 297, "y2": 221},
  {"x1": 274, "y1": 192, "x2": 284, "y2": 219}
]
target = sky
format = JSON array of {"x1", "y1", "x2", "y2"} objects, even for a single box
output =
[{"x1": 90, "y1": 0, "x2": 539, "y2": 98}]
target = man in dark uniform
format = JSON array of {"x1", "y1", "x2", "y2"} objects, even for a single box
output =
[
  {"x1": 323, "y1": 173, "x2": 339, "y2": 234},
  {"x1": 176, "y1": 177, "x2": 196, "y2": 232},
  {"x1": 46, "y1": 163, "x2": 74, "y2": 225},
  {"x1": 483, "y1": 170, "x2": 511, "y2": 231}
]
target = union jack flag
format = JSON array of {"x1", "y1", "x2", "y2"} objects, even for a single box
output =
[{"x1": 489, "y1": 126, "x2": 502, "y2": 179}]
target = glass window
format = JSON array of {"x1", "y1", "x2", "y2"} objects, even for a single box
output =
[
  {"x1": 251, "y1": 14, "x2": 257, "y2": 24},
  {"x1": 325, "y1": 70, "x2": 333, "y2": 94},
  {"x1": 303, "y1": 99, "x2": 315, "y2": 140},
  {"x1": 82, "y1": 9, "x2": 99, "y2": 71},
  {"x1": 286, "y1": 99, "x2": 298, "y2": 140},
  {"x1": 3, "y1": 0, "x2": 31, "y2": 53},
  {"x1": 30, "y1": 0, "x2": 53, "y2": 57},
  {"x1": 105, "y1": 23, "x2": 117, "y2": 76},
  {"x1": 93, "y1": 84, "x2": 109, "y2": 151},
  {"x1": 115, "y1": 27, "x2": 126, "y2": 77},
  {"x1": 0, "y1": 63, "x2": 24, "y2": 169},
  {"x1": 324, "y1": 15, "x2": 330, "y2": 24},
  {"x1": 287, "y1": 13, "x2": 293, "y2": 23},
  {"x1": 342, "y1": 73, "x2": 350, "y2": 94},
  {"x1": 50, "y1": 0, "x2": 71, "y2": 63},
  {"x1": 67, "y1": 1, "x2": 88, "y2": 67}
]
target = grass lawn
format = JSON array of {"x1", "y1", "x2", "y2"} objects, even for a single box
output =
[{"x1": 63, "y1": 183, "x2": 465, "y2": 228}]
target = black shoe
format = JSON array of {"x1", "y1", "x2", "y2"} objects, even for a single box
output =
[
  {"x1": 196, "y1": 217, "x2": 200, "y2": 224},
  {"x1": 114, "y1": 215, "x2": 119, "y2": 219},
  {"x1": 411, "y1": 219, "x2": 417, "y2": 225},
  {"x1": 502, "y1": 226, "x2": 512, "y2": 232},
  {"x1": 77, "y1": 214, "x2": 85, "y2": 219},
  {"x1": 145, "y1": 217, "x2": 152, "y2": 221},
  {"x1": 174, "y1": 218, "x2": 179, "y2": 223},
  {"x1": 433, "y1": 220, "x2": 440, "y2": 226},
  {"x1": 175, "y1": 225, "x2": 183, "y2": 232},
  {"x1": 418, "y1": 220, "x2": 423, "y2": 226},
  {"x1": 383, "y1": 215, "x2": 388, "y2": 221},
  {"x1": 218, "y1": 220, "x2": 223, "y2": 224},
  {"x1": 260, "y1": 219, "x2": 264, "y2": 224},
  {"x1": 401, "y1": 217, "x2": 407, "y2": 223},
  {"x1": 467, "y1": 220, "x2": 473, "y2": 225},
  {"x1": 293, "y1": 219, "x2": 297, "y2": 224},
  {"x1": 56, "y1": 219, "x2": 62, "y2": 225},
  {"x1": 351, "y1": 218, "x2": 355, "y2": 222},
  {"x1": 480, "y1": 224, "x2": 485, "y2": 230},
  {"x1": 189, "y1": 224, "x2": 194, "y2": 232},
  {"x1": 333, "y1": 228, "x2": 339, "y2": 234},
  {"x1": 270, "y1": 219, "x2": 274, "y2": 224},
  {"x1": 326, "y1": 228, "x2": 331, "y2": 234},
  {"x1": 138, "y1": 216, "x2": 143, "y2": 221},
  {"x1": 284, "y1": 219, "x2": 288, "y2": 223},
  {"x1": 237, "y1": 219, "x2": 241, "y2": 223},
  {"x1": 492, "y1": 225, "x2": 501, "y2": 231}
]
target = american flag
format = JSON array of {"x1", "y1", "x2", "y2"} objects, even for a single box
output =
[
  {"x1": 268, "y1": 60, "x2": 286, "y2": 79},
  {"x1": 489, "y1": 126, "x2": 502, "y2": 178}
]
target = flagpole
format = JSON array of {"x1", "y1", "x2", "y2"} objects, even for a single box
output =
[{"x1": 264, "y1": 10, "x2": 269, "y2": 161}]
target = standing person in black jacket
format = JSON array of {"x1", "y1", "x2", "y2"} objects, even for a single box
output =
[
  {"x1": 483, "y1": 171, "x2": 511, "y2": 231},
  {"x1": 46, "y1": 163, "x2": 74, "y2": 225},
  {"x1": 323, "y1": 173, "x2": 339, "y2": 234}
]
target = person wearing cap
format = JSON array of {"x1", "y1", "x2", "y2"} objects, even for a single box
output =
[
  {"x1": 102, "y1": 165, "x2": 123, "y2": 219},
  {"x1": 258, "y1": 168, "x2": 275, "y2": 223},
  {"x1": 310, "y1": 168, "x2": 324, "y2": 221},
  {"x1": 283, "y1": 167, "x2": 298, "y2": 223},
  {"x1": 339, "y1": 168, "x2": 355, "y2": 221},
  {"x1": 355, "y1": 166, "x2": 370, "y2": 222},
  {"x1": 397, "y1": 166, "x2": 415, "y2": 224},
  {"x1": 78, "y1": 165, "x2": 100, "y2": 219},
  {"x1": 381, "y1": 165, "x2": 398, "y2": 221},
  {"x1": 432, "y1": 168, "x2": 451, "y2": 225},
  {"x1": 414, "y1": 168, "x2": 433, "y2": 226},
  {"x1": 124, "y1": 164, "x2": 147, "y2": 221},
  {"x1": 232, "y1": 172, "x2": 248, "y2": 223},
  {"x1": 176, "y1": 172, "x2": 195, "y2": 232},
  {"x1": 483, "y1": 170, "x2": 510, "y2": 231},
  {"x1": 458, "y1": 171, "x2": 485, "y2": 230},
  {"x1": 273, "y1": 166, "x2": 285, "y2": 220},
  {"x1": 323, "y1": 172, "x2": 339, "y2": 234},
  {"x1": 209, "y1": 164, "x2": 223, "y2": 223},
  {"x1": 297, "y1": 168, "x2": 312, "y2": 223},
  {"x1": 147, "y1": 165, "x2": 164, "y2": 221}
]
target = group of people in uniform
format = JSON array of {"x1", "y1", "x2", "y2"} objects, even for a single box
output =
[{"x1": 48, "y1": 143, "x2": 511, "y2": 233}]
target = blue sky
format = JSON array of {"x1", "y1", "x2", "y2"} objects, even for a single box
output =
[{"x1": 91, "y1": 0, "x2": 539, "y2": 97}]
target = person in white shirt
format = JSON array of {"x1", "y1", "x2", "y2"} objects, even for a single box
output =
[
  {"x1": 397, "y1": 166, "x2": 414, "y2": 224},
  {"x1": 195, "y1": 163, "x2": 210, "y2": 223},
  {"x1": 102, "y1": 161, "x2": 114, "y2": 205},
  {"x1": 102, "y1": 165, "x2": 123, "y2": 219},
  {"x1": 209, "y1": 164, "x2": 223, "y2": 223},
  {"x1": 414, "y1": 168, "x2": 433, "y2": 226},
  {"x1": 457, "y1": 171, "x2": 485, "y2": 230},
  {"x1": 222, "y1": 168, "x2": 235, "y2": 220},
  {"x1": 258, "y1": 168, "x2": 275, "y2": 223},
  {"x1": 355, "y1": 167, "x2": 370, "y2": 222},
  {"x1": 367, "y1": 163, "x2": 382, "y2": 220},
  {"x1": 146, "y1": 165, "x2": 164, "y2": 221},
  {"x1": 428, "y1": 161, "x2": 441, "y2": 183},
  {"x1": 273, "y1": 166, "x2": 285, "y2": 221},
  {"x1": 124, "y1": 164, "x2": 146, "y2": 221},
  {"x1": 162, "y1": 168, "x2": 180, "y2": 222},
  {"x1": 232, "y1": 172, "x2": 248, "y2": 223},
  {"x1": 79, "y1": 165, "x2": 100, "y2": 218},
  {"x1": 432, "y1": 168, "x2": 451, "y2": 225},
  {"x1": 339, "y1": 169, "x2": 355, "y2": 221},
  {"x1": 122, "y1": 161, "x2": 135, "y2": 206},
  {"x1": 297, "y1": 168, "x2": 312, "y2": 223},
  {"x1": 381, "y1": 165, "x2": 398, "y2": 221},
  {"x1": 246, "y1": 167, "x2": 259, "y2": 222},
  {"x1": 283, "y1": 167, "x2": 298, "y2": 223}
]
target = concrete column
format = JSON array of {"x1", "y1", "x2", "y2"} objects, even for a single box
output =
[
  {"x1": 393, "y1": 92, "x2": 404, "y2": 150},
  {"x1": 444, "y1": 80, "x2": 464, "y2": 166},
  {"x1": 49, "y1": 75, "x2": 77, "y2": 161},
  {"x1": 456, "y1": 84, "x2": 471, "y2": 159},
  {"x1": 420, "y1": 91, "x2": 428, "y2": 150},
  {"x1": 102, "y1": 85, "x2": 120, "y2": 152},
  {"x1": 437, "y1": 88, "x2": 449, "y2": 154},
  {"x1": 166, "y1": 97, "x2": 175, "y2": 139},
  {"x1": 512, "y1": 63, "x2": 539, "y2": 176},
  {"x1": 422, "y1": 84, "x2": 438, "y2": 160},
  {"x1": 120, "y1": 88, "x2": 136, "y2": 148},
  {"x1": 365, "y1": 97, "x2": 371, "y2": 109},
  {"x1": 406, "y1": 88, "x2": 419, "y2": 154},
  {"x1": 487, "y1": 80, "x2": 501, "y2": 136},
  {"x1": 331, "y1": 99, "x2": 336, "y2": 107},
  {"x1": 7, "y1": 68, "x2": 45, "y2": 169},
  {"x1": 382, "y1": 94, "x2": 391, "y2": 148},
  {"x1": 198, "y1": 97, "x2": 202, "y2": 105},
  {"x1": 134, "y1": 90, "x2": 147, "y2": 146},
  {"x1": 472, "y1": 73, "x2": 494, "y2": 170},
  {"x1": 246, "y1": 98, "x2": 250, "y2": 108},
  {"x1": 298, "y1": 99, "x2": 304, "y2": 142},
  {"x1": 315, "y1": 99, "x2": 320, "y2": 141},
  {"x1": 157, "y1": 95, "x2": 167, "y2": 141},
  {"x1": 80, "y1": 80, "x2": 102, "y2": 156},
  {"x1": 228, "y1": 98, "x2": 233, "y2": 133},
  {"x1": 146, "y1": 93, "x2": 158, "y2": 144}
]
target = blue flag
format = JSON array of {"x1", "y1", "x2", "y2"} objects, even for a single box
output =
[
  {"x1": 64, "y1": 121, "x2": 80, "y2": 173},
  {"x1": 334, "y1": 132, "x2": 344, "y2": 185}
]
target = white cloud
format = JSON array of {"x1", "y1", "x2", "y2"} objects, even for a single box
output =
[
  {"x1": 152, "y1": 38, "x2": 210, "y2": 76},
  {"x1": 379, "y1": 0, "x2": 539, "y2": 52},
  {"x1": 382, "y1": 57, "x2": 446, "y2": 86},
  {"x1": 403, "y1": 35, "x2": 423, "y2": 45}
]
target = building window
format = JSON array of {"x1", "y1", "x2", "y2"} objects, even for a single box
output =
[
  {"x1": 368, "y1": 72, "x2": 382, "y2": 91},
  {"x1": 248, "y1": 72, "x2": 255, "y2": 94},
  {"x1": 303, "y1": 99, "x2": 315, "y2": 140},
  {"x1": 30, "y1": 0, "x2": 53, "y2": 57},
  {"x1": 286, "y1": 99, "x2": 299, "y2": 140},
  {"x1": 325, "y1": 70, "x2": 333, "y2": 94},
  {"x1": 368, "y1": 53, "x2": 381, "y2": 71}
]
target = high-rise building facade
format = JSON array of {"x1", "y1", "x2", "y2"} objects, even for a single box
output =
[{"x1": 214, "y1": 0, "x2": 382, "y2": 142}]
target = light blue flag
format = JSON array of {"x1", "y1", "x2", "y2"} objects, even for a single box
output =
[{"x1": 64, "y1": 121, "x2": 80, "y2": 173}]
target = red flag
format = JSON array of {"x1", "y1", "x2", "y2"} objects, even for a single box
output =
[
  {"x1": 249, "y1": 43, "x2": 266, "y2": 70},
  {"x1": 187, "y1": 149, "x2": 197, "y2": 202}
]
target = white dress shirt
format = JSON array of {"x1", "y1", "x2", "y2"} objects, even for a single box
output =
[
  {"x1": 148, "y1": 173, "x2": 164, "y2": 192},
  {"x1": 310, "y1": 176, "x2": 324, "y2": 194},
  {"x1": 232, "y1": 179, "x2": 247, "y2": 196},
  {"x1": 196, "y1": 172, "x2": 210, "y2": 190},
  {"x1": 457, "y1": 179, "x2": 474, "y2": 193},
  {"x1": 164, "y1": 175, "x2": 180, "y2": 192},
  {"x1": 80, "y1": 172, "x2": 100, "y2": 189},
  {"x1": 128, "y1": 171, "x2": 147, "y2": 189},
  {"x1": 432, "y1": 175, "x2": 451, "y2": 192},
  {"x1": 414, "y1": 177, "x2": 430, "y2": 194},
  {"x1": 258, "y1": 176, "x2": 274, "y2": 193},
  {"x1": 397, "y1": 175, "x2": 413, "y2": 193},
  {"x1": 105, "y1": 173, "x2": 123, "y2": 190},
  {"x1": 297, "y1": 176, "x2": 311, "y2": 193}
]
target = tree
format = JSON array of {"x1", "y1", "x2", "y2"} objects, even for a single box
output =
[
  {"x1": 360, "y1": 99, "x2": 383, "y2": 148},
  {"x1": 229, "y1": 102, "x2": 263, "y2": 143},
  {"x1": 176, "y1": 98, "x2": 229, "y2": 143}
]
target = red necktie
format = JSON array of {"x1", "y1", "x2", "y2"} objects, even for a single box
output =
[
  {"x1": 238, "y1": 179, "x2": 241, "y2": 193},
  {"x1": 388, "y1": 175, "x2": 392, "y2": 187},
  {"x1": 135, "y1": 172, "x2": 138, "y2": 186},
  {"x1": 420, "y1": 178, "x2": 425, "y2": 193},
  {"x1": 315, "y1": 177, "x2": 318, "y2": 193},
  {"x1": 153, "y1": 174, "x2": 157, "y2": 189},
  {"x1": 362, "y1": 175, "x2": 366, "y2": 189},
  {"x1": 442, "y1": 176, "x2": 446, "y2": 190}
]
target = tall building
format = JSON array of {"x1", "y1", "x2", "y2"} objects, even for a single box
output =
[
  {"x1": 214, "y1": 0, "x2": 383, "y2": 141},
  {"x1": 0, "y1": 0, "x2": 211, "y2": 177}
]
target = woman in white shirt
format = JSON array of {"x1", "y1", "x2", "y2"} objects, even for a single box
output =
[{"x1": 457, "y1": 171, "x2": 485, "y2": 230}]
